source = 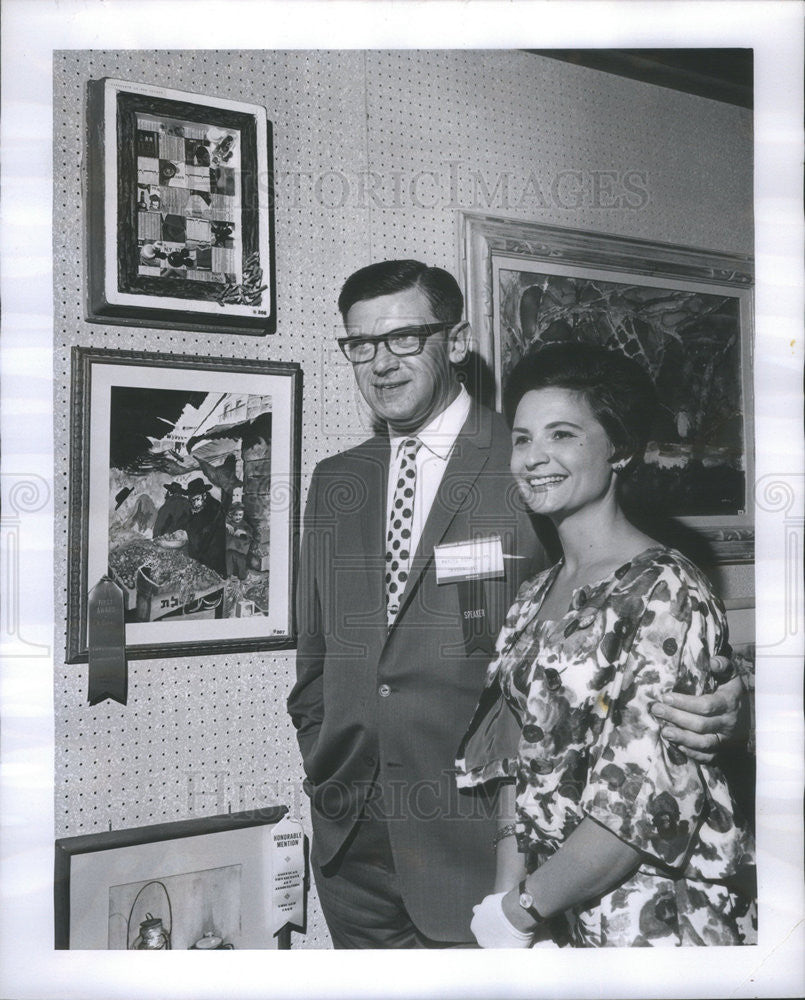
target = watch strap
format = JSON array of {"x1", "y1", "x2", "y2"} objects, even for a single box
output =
[{"x1": 518, "y1": 878, "x2": 546, "y2": 923}]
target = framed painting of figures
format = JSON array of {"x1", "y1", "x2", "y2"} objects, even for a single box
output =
[
  {"x1": 461, "y1": 213, "x2": 754, "y2": 562},
  {"x1": 66, "y1": 348, "x2": 301, "y2": 661},
  {"x1": 85, "y1": 78, "x2": 275, "y2": 334}
]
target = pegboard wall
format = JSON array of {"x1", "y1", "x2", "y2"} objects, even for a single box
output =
[{"x1": 53, "y1": 50, "x2": 753, "y2": 949}]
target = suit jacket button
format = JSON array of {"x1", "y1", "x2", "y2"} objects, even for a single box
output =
[
  {"x1": 365, "y1": 754, "x2": 376, "y2": 766},
  {"x1": 378, "y1": 684, "x2": 391, "y2": 698}
]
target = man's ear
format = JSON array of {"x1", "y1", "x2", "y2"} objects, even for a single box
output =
[{"x1": 447, "y1": 321, "x2": 472, "y2": 364}]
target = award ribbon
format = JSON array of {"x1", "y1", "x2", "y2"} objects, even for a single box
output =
[
  {"x1": 269, "y1": 815, "x2": 305, "y2": 937},
  {"x1": 457, "y1": 578, "x2": 496, "y2": 657},
  {"x1": 87, "y1": 575, "x2": 128, "y2": 705}
]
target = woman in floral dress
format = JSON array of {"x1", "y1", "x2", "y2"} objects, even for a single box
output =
[{"x1": 457, "y1": 343, "x2": 756, "y2": 948}]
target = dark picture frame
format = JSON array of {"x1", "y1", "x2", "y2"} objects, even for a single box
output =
[
  {"x1": 460, "y1": 212, "x2": 755, "y2": 563},
  {"x1": 66, "y1": 347, "x2": 302, "y2": 662},
  {"x1": 54, "y1": 807, "x2": 292, "y2": 949},
  {"x1": 85, "y1": 78, "x2": 275, "y2": 334}
]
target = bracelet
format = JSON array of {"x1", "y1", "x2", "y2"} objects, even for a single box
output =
[{"x1": 491, "y1": 823, "x2": 517, "y2": 848}]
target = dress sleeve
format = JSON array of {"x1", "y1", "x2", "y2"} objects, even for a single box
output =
[
  {"x1": 455, "y1": 575, "x2": 547, "y2": 788},
  {"x1": 454, "y1": 678, "x2": 521, "y2": 788},
  {"x1": 579, "y1": 557, "x2": 730, "y2": 869}
]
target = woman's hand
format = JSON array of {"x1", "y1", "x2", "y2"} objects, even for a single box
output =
[{"x1": 470, "y1": 891, "x2": 534, "y2": 948}]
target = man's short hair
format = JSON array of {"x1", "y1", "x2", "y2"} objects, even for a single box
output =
[{"x1": 337, "y1": 260, "x2": 464, "y2": 326}]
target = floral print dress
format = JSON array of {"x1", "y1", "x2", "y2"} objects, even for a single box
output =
[{"x1": 456, "y1": 546, "x2": 757, "y2": 947}]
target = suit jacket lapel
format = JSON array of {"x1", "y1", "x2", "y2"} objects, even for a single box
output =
[{"x1": 392, "y1": 403, "x2": 493, "y2": 625}]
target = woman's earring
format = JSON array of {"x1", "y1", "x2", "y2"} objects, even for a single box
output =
[{"x1": 611, "y1": 459, "x2": 628, "y2": 474}]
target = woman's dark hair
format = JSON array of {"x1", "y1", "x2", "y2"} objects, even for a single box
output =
[
  {"x1": 337, "y1": 260, "x2": 463, "y2": 326},
  {"x1": 503, "y1": 341, "x2": 658, "y2": 467}
]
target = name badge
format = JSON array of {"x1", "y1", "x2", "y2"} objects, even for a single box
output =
[{"x1": 434, "y1": 535, "x2": 505, "y2": 584}]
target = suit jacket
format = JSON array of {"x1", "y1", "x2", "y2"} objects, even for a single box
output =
[{"x1": 287, "y1": 402, "x2": 548, "y2": 941}]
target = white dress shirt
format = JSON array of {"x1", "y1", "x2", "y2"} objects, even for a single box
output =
[{"x1": 386, "y1": 385, "x2": 472, "y2": 580}]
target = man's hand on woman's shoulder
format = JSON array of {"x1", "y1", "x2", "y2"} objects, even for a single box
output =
[{"x1": 651, "y1": 670, "x2": 747, "y2": 763}]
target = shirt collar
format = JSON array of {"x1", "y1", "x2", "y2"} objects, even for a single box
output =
[{"x1": 389, "y1": 385, "x2": 472, "y2": 461}]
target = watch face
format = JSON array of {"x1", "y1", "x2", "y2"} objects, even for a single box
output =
[{"x1": 519, "y1": 891, "x2": 534, "y2": 910}]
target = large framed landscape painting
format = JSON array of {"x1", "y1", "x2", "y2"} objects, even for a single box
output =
[
  {"x1": 461, "y1": 213, "x2": 755, "y2": 562},
  {"x1": 66, "y1": 348, "x2": 301, "y2": 661},
  {"x1": 85, "y1": 78, "x2": 275, "y2": 334}
]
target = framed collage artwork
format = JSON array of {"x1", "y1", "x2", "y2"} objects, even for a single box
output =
[{"x1": 85, "y1": 78, "x2": 275, "y2": 334}]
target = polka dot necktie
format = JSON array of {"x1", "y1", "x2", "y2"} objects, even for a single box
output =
[{"x1": 385, "y1": 437, "x2": 421, "y2": 626}]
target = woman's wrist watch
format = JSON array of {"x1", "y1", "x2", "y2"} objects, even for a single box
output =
[{"x1": 518, "y1": 879, "x2": 546, "y2": 924}]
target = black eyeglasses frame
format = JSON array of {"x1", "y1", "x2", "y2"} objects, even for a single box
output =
[{"x1": 337, "y1": 322, "x2": 456, "y2": 364}]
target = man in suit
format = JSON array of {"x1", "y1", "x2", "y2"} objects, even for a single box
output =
[{"x1": 288, "y1": 260, "x2": 744, "y2": 948}]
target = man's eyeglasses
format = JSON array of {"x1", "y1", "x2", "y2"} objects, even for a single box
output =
[{"x1": 337, "y1": 323, "x2": 453, "y2": 364}]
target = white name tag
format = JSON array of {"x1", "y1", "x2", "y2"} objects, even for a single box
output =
[{"x1": 434, "y1": 535, "x2": 505, "y2": 584}]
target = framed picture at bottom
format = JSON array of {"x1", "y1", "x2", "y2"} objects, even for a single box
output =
[
  {"x1": 55, "y1": 807, "x2": 292, "y2": 949},
  {"x1": 66, "y1": 347, "x2": 302, "y2": 662}
]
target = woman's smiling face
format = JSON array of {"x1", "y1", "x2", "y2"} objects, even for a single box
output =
[{"x1": 510, "y1": 387, "x2": 617, "y2": 519}]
